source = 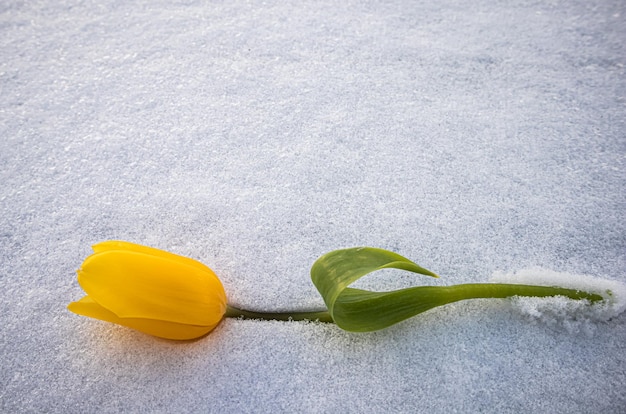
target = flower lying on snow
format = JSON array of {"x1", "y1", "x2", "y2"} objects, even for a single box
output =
[{"x1": 69, "y1": 242, "x2": 610, "y2": 340}]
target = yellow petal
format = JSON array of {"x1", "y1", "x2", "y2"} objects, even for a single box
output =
[
  {"x1": 77, "y1": 248, "x2": 226, "y2": 326},
  {"x1": 92, "y1": 241, "x2": 216, "y2": 275},
  {"x1": 68, "y1": 296, "x2": 217, "y2": 340}
]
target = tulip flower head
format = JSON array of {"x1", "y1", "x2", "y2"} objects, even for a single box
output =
[{"x1": 68, "y1": 241, "x2": 227, "y2": 340}]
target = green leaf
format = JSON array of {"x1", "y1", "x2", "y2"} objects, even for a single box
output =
[
  {"x1": 310, "y1": 247, "x2": 605, "y2": 332},
  {"x1": 310, "y1": 247, "x2": 439, "y2": 332}
]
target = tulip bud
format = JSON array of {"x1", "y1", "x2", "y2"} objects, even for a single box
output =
[{"x1": 68, "y1": 241, "x2": 227, "y2": 340}]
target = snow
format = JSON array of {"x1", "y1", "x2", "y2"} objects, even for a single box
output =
[
  {"x1": 492, "y1": 268, "x2": 626, "y2": 335},
  {"x1": 1, "y1": 0, "x2": 625, "y2": 412}
]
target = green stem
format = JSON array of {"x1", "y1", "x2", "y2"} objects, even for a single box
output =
[
  {"x1": 224, "y1": 284, "x2": 604, "y2": 328},
  {"x1": 224, "y1": 305, "x2": 334, "y2": 323}
]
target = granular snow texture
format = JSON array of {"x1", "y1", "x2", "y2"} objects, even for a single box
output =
[{"x1": 1, "y1": 1, "x2": 625, "y2": 413}]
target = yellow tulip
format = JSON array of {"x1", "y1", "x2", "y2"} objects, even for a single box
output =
[{"x1": 68, "y1": 241, "x2": 227, "y2": 340}]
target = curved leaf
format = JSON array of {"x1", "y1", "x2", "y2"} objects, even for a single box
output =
[
  {"x1": 311, "y1": 247, "x2": 605, "y2": 332},
  {"x1": 310, "y1": 247, "x2": 439, "y2": 331}
]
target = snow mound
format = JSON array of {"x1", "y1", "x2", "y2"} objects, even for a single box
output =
[{"x1": 491, "y1": 267, "x2": 626, "y2": 334}]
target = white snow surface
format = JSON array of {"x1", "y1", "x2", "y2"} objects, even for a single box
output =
[
  {"x1": 491, "y1": 268, "x2": 626, "y2": 335},
  {"x1": 1, "y1": 0, "x2": 625, "y2": 413}
]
